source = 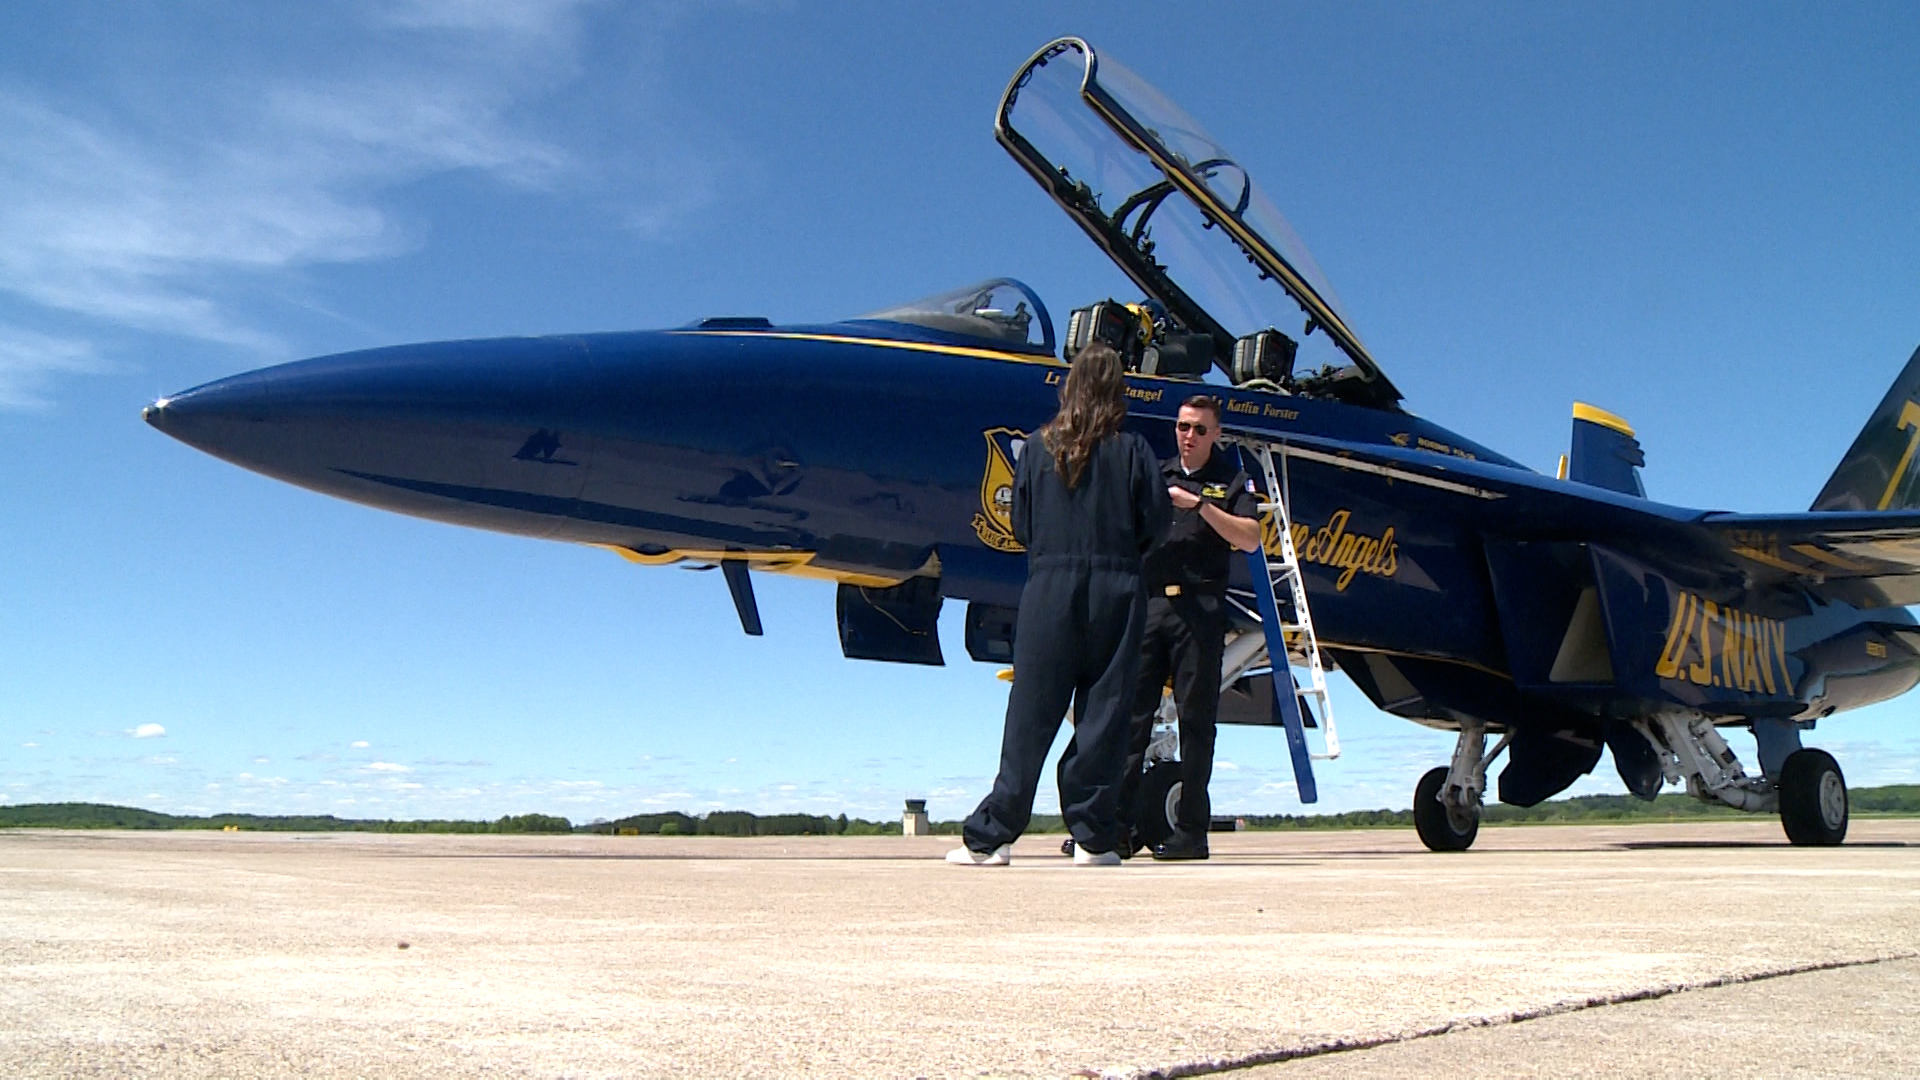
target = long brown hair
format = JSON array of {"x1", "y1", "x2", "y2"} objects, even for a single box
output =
[{"x1": 1040, "y1": 342, "x2": 1129, "y2": 489}]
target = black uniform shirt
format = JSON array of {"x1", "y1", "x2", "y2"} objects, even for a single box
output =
[
  {"x1": 1011, "y1": 431, "x2": 1169, "y2": 570},
  {"x1": 1142, "y1": 449, "x2": 1260, "y2": 593}
]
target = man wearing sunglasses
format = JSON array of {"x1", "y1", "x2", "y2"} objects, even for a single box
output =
[{"x1": 1117, "y1": 395, "x2": 1262, "y2": 861}]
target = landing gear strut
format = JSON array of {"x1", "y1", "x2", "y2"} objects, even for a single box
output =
[
  {"x1": 1414, "y1": 724, "x2": 1510, "y2": 853},
  {"x1": 1639, "y1": 713, "x2": 1848, "y2": 846}
]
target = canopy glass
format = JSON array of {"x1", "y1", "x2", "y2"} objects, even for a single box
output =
[{"x1": 996, "y1": 38, "x2": 1399, "y2": 406}]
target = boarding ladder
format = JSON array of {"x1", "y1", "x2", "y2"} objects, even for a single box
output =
[{"x1": 1224, "y1": 436, "x2": 1338, "y2": 804}]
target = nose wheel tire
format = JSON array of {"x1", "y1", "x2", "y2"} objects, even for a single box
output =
[
  {"x1": 1413, "y1": 765, "x2": 1479, "y2": 852},
  {"x1": 1061, "y1": 760, "x2": 1184, "y2": 857},
  {"x1": 1779, "y1": 748, "x2": 1848, "y2": 846}
]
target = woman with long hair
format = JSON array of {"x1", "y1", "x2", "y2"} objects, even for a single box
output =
[{"x1": 949, "y1": 342, "x2": 1169, "y2": 866}]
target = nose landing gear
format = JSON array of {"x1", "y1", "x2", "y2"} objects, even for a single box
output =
[{"x1": 1413, "y1": 724, "x2": 1510, "y2": 852}]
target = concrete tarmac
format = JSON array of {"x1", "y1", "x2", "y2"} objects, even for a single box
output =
[{"x1": 1, "y1": 820, "x2": 1916, "y2": 1078}]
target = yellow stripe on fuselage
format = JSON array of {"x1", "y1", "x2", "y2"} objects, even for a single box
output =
[
  {"x1": 669, "y1": 329, "x2": 1065, "y2": 367},
  {"x1": 586, "y1": 543, "x2": 908, "y2": 589}
]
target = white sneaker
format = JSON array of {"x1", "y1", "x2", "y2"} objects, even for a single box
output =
[
  {"x1": 945, "y1": 843, "x2": 1011, "y2": 866},
  {"x1": 1072, "y1": 846, "x2": 1121, "y2": 867}
]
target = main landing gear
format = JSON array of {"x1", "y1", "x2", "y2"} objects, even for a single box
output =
[
  {"x1": 1640, "y1": 713, "x2": 1847, "y2": 846},
  {"x1": 1778, "y1": 747, "x2": 1848, "y2": 846},
  {"x1": 1411, "y1": 714, "x2": 1848, "y2": 852}
]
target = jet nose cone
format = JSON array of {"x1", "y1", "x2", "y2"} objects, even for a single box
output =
[{"x1": 142, "y1": 370, "x2": 277, "y2": 461}]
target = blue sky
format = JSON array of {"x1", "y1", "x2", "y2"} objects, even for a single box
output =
[{"x1": 3, "y1": 1, "x2": 1918, "y2": 823}]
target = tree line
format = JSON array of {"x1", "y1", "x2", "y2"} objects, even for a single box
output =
[
  {"x1": 3, "y1": 786, "x2": 1916, "y2": 835},
  {"x1": 583, "y1": 811, "x2": 905, "y2": 836},
  {"x1": 0, "y1": 803, "x2": 572, "y2": 833},
  {"x1": 1239, "y1": 785, "x2": 1920, "y2": 830}
]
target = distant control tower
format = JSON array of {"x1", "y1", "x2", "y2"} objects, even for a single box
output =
[{"x1": 902, "y1": 799, "x2": 930, "y2": 836}]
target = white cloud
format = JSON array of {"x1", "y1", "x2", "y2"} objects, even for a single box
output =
[
  {"x1": 0, "y1": 327, "x2": 107, "y2": 410},
  {"x1": 366, "y1": 761, "x2": 410, "y2": 773},
  {"x1": 20, "y1": 742, "x2": 38, "y2": 749},
  {"x1": 129, "y1": 723, "x2": 166, "y2": 739},
  {"x1": 0, "y1": 1, "x2": 710, "y2": 409},
  {"x1": 350, "y1": 741, "x2": 370, "y2": 749}
]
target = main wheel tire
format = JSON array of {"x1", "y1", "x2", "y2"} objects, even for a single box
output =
[
  {"x1": 1779, "y1": 748, "x2": 1848, "y2": 846},
  {"x1": 1413, "y1": 765, "x2": 1479, "y2": 852},
  {"x1": 1132, "y1": 760, "x2": 1182, "y2": 850}
]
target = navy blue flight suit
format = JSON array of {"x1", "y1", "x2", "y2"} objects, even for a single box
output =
[
  {"x1": 961, "y1": 430, "x2": 1169, "y2": 855},
  {"x1": 1117, "y1": 448, "x2": 1259, "y2": 845}
]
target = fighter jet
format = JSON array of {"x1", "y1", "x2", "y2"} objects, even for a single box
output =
[{"x1": 147, "y1": 38, "x2": 1920, "y2": 851}]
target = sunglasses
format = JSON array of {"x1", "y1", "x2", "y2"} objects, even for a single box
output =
[{"x1": 1176, "y1": 420, "x2": 1211, "y2": 436}]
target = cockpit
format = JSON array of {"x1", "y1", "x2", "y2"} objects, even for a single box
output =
[
  {"x1": 989, "y1": 37, "x2": 1403, "y2": 410},
  {"x1": 850, "y1": 39, "x2": 1403, "y2": 411},
  {"x1": 854, "y1": 279, "x2": 1056, "y2": 356}
]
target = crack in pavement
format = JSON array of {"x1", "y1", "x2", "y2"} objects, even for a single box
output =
[{"x1": 1126, "y1": 951, "x2": 1920, "y2": 1079}]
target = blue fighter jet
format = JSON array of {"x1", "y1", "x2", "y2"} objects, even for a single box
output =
[{"x1": 146, "y1": 38, "x2": 1920, "y2": 851}]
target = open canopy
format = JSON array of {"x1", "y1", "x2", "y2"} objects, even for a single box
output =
[{"x1": 996, "y1": 37, "x2": 1401, "y2": 408}]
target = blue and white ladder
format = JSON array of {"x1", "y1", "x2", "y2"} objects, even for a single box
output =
[{"x1": 1229, "y1": 437, "x2": 1338, "y2": 804}]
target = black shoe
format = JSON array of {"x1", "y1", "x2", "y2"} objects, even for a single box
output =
[
  {"x1": 1059, "y1": 837, "x2": 1076, "y2": 857},
  {"x1": 1151, "y1": 833, "x2": 1210, "y2": 861}
]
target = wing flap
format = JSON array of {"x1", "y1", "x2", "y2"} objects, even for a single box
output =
[{"x1": 1701, "y1": 510, "x2": 1920, "y2": 607}]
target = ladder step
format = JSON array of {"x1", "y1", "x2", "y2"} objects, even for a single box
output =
[{"x1": 1231, "y1": 436, "x2": 1340, "y2": 773}]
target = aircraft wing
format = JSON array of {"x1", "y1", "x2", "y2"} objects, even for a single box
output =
[
  {"x1": 1241, "y1": 427, "x2": 1920, "y2": 610},
  {"x1": 1697, "y1": 510, "x2": 1920, "y2": 607}
]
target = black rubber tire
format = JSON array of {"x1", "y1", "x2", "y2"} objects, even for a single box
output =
[
  {"x1": 1131, "y1": 760, "x2": 1183, "y2": 850},
  {"x1": 1413, "y1": 765, "x2": 1479, "y2": 852},
  {"x1": 1779, "y1": 748, "x2": 1848, "y2": 846}
]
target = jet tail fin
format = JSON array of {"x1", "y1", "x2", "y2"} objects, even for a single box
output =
[
  {"x1": 1567, "y1": 403, "x2": 1645, "y2": 497},
  {"x1": 1811, "y1": 342, "x2": 1920, "y2": 511}
]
